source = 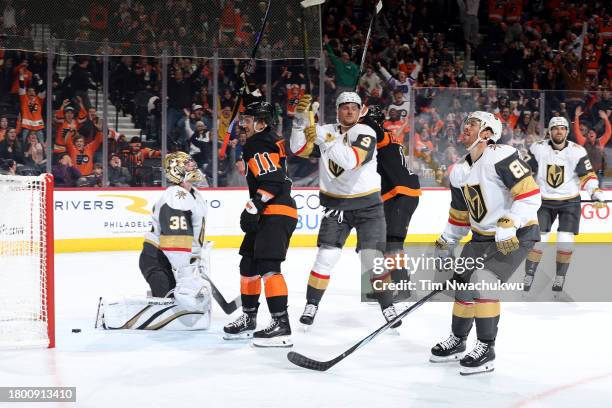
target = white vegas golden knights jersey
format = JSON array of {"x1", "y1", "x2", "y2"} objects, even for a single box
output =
[
  {"x1": 144, "y1": 185, "x2": 208, "y2": 268},
  {"x1": 528, "y1": 140, "x2": 598, "y2": 201},
  {"x1": 446, "y1": 143, "x2": 541, "y2": 237},
  {"x1": 291, "y1": 122, "x2": 381, "y2": 210}
]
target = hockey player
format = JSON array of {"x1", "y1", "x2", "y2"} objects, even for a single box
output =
[
  {"x1": 522, "y1": 117, "x2": 607, "y2": 292},
  {"x1": 290, "y1": 91, "x2": 398, "y2": 328},
  {"x1": 223, "y1": 101, "x2": 297, "y2": 347},
  {"x1": 361, "y1": 105, "x2": 421, "y2": 301},
  {"x1": 430, "y1": 111, "x2": 541, "y2": 375},
  {"x1": 99, "y1": 151, "x2": 211, "y2": 330}
]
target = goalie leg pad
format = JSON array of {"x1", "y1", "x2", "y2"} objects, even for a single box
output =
[{"x1": 99, "y1": 296, "x2": 211, "y2": 331}]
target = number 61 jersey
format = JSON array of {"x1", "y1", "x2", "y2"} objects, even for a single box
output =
[{"x1": 447, "y1": 143, "x2": 541, "y2": 240}]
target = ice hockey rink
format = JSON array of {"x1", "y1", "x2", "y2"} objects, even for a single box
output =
[{"x1": 1, "y1": 247, "x2": 611, "y2": 408}]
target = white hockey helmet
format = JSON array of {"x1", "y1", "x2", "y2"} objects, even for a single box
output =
[
  {"x1": 465, "y1": 111, "x2": 503, "y2": 142},
  {"x1": 336, "y1": 91, "x2": 362, "y2": 110},
  {"x1": 548, "y1": 116, "x2": 569, "y2": 133}
]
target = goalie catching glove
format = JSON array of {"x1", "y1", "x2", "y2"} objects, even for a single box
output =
[{"x1": 495, "y1": 216, "x2": 519, "y2": 255}]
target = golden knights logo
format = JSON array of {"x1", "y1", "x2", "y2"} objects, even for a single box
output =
[
  {"x1": 328, "y1": 160, "x2": 345, "y2": 177},
  {"x1": 462, "y1": 184, "x2": 487, "y2": 223},
  {"x1": 546, "y1": 164, "x2": 564, "y2": 188}
]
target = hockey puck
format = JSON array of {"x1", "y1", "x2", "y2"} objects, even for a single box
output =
[{"x1": 72, "y1": 328, "x2": 81, "y2": 333}]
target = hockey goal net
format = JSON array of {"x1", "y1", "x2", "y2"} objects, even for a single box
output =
[{"x1": 0, "y1": 174, "x2": 54, "y2": 349}]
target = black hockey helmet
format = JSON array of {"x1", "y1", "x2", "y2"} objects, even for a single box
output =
[
  {"x1": 365, "y1": 105, "x2": 385, "y2": 128},
  {"x1": 243, "y1": 101, "x2": 274, "y2": 125}
]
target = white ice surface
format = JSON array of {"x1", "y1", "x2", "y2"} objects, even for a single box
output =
[{"x1": 1, "y1": 248, "x2": 611, "y2": 408}]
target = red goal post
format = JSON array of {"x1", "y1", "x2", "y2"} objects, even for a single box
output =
[{"x1": 0, "y1": 173, "x2": 54, "y2": 349}]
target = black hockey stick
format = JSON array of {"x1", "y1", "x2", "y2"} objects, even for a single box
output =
[
  {"x1": 287, "y1": 288, "x2": 442, "y2": 371},
  {"x1": 201, "y1": 275, "x2": 241, "y2": 315},
  {"x1": 354, "y1": 0, "x2": 383, "y2": 91},
  {"x1": 580, "y1": 199, "x2": 612, "y2": 203},
  {"x1": 224, "y1": 0, "x2": 272, "y2": 136}
]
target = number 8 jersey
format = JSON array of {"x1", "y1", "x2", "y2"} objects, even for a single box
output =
[{"x1": 446, "y1": 143, "x2": 541, "y2": 239}]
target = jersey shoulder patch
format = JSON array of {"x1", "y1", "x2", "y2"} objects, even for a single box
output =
[
  {"x1": 163, "y1": 185, "x2": 196, "y2": 211},
  {"x1": 352, "y1": 123, "x2": 376, "y2": 137},
  {"x1": 484, "y1": 143, "x2": 516, "y2": 164}
]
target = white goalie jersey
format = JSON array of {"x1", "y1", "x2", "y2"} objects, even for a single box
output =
[
  {"x1": 527, "y1": 140, "x2": 600, "y2": 200},
  {"x1": 144, "y1": 184, "x2": 208, "y2": 269},
  {"x1": 444, "y1": 144, "x2": 541, "y2": 240},
  {"x1": 291, "y1": 122, "x2": 381, "y2": 210}
]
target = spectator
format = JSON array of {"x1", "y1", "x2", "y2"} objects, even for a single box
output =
[
  {"x1": 358, "y1": 66, "x2": 383, "y2": 98},
  {"x1": 184, "y1": 109, "x2": 212, "y2": 176},
  {"x1": 0, "y1": 128, "x2": 24, "y2": 164},
  {"x1": 108, "y1": 154, "x2": 131, "y2": 187},
  {"x1": 18, "y1": 67, "x2": 45, "y2": 145},
  {"x1": 324, "y1": 34, "x2": 359, "y2": 94},
  {"x1": 78, "y1": 107, "x2": 102, "y2": 143},
  {"x1": 377, "y1": 60, "x2": 420, "y2": 102},
  {"x1": 23, "y1": 132, "x2": 46, "y2": 170},
  {"x1": 386, "y1": 90, "x2": 411, "y2": 121},
  {"x1": 66, "y1": 57, "x2": 97, "y2": 108},
  {"x1": 574, "y1": 107, "x2": 611, "y2": 183},
  {"x1": 0, "y1": 117, "x2": 8, "y2": 142},
  {"x1": 65, "y1": 132, "x2": 103, "y2": 176},
  {"x1": 52, "y1": 152, "x2": 83, "y2": 187},
  {"x1": 54, "y1": 100, "x2": 85, "y2": 153}
]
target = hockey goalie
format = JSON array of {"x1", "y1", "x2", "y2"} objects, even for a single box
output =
[{"x1": 98, "y1": 152, "x2": 212, "y2": 330}]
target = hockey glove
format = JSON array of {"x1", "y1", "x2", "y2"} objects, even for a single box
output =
[
  {"x1": 495, "y1": 217, "x2": 519, "y2": 255},
  {"x1": 294, "y1": 94, "x2": 313, "y2": 128},
  {"x1": 592, "y1": 189, "x2": 607, "y2": 209},
  {"x1": 434, "y1": 235, "x2": 457, "y2": 273},
  {"x1": 240, "y1": 197, "x2": 264, "y2": 233},
  {"x1": 305, "y1": 125, "x2": 317, "y2": 144}
]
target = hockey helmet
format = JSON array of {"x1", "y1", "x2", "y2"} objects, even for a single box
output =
[
  {"x1": 465, "y1": 111, "x2": 502, "y2": 142},
  {"x1": 336, "y1": 91, "x2": 362, "y2": 110},
  {"x1": 365, "y1": 105, "x2": 385, "y2": 128},
  {"x1": 163, "y1": 151, "x2": 203, "y2": 185},
  {"x1": 242, "y1": 101, "x2": 274, "y2": 125},
  {"x1": 548, "y1": 116, "x2": 569, "y2": 133}
]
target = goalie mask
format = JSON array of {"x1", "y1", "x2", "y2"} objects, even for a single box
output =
[
  {"x1": 163, "y1": 151, "x2": 203, "y2": 185},
  {"x1": 463, "y1": 111, "x2": 503, "y2": 151}
]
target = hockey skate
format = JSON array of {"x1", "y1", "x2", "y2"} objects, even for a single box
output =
[
  {"x1": 459, "y1": 340, "x2": 495, "y2": 375},
  {"x1": 522, "y1": 273, "x2": 535, "y2": 292},
  {"x1": 252, "y1": 314, "x2": 293, "y2": 348},
  {"x1": 299, "y1": 303, "x2": 318, "y2": 329},
  {"x1": 552, "y1": 275, "x2": 565, "y2": 292},
  {"x1": 430, "y1": 333, "x2": 466, "y2": 363},
  {"x1": 223, "y1": 312, "x2": 256, "y2": 340},
  {"x1": 382, "y1": 304, "x2": 402, "y2": 329}
]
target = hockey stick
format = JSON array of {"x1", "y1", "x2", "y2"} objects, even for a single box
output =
[
  {"x1": 299, "y1": 0, "x2": 325, "y2": 94},
  {"x1": 354, "y1": 0, "x2": 383, "y2": 91},
  {"x1": 580, "y1": 199, "x2": 612, "y2": 203},
  {"x1": 287, "y1": 246, "x2": 500, "y2": 371},
  {"x1": 201, "y1": 275, "x2": 242, "y2": 315},
  {"x1": 287, "y1": 288, "x2": 442, "y2": 371},
  {"x1": 220, "y1": 0, "x2": 272, "y2": 159}
]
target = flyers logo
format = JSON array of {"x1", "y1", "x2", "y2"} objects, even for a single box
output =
[
  {"x1": 461, "y1": 184, "x2": 487, "y2": 223},
  {"x1": 546, "y1": 164, "x2": 564, "y2": 188},
  {"x1": 328, "y1": 160, "x2": 345, "y2": 177}
]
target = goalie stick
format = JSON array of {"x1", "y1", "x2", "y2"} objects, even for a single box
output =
[{"x1": 201, "y1": 275, "x2": 241, "y2": 315}]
